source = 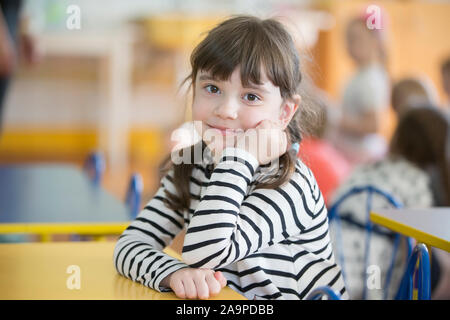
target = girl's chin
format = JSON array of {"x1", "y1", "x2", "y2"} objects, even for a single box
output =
[{"x1": 203, "y1": 138, "x2": 235, "y2": 150}]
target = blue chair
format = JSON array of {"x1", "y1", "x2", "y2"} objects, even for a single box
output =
[
  {"x1": 395, "y1": 243, "x2": 431, "y2": 300},
  {"x1": 83, "y1": 151, "x2": 105, "y2": 186},
  {"x1": 328, "y1": 185, "x2": 413, "y2": 300},
  {"x1": 126, "y1": 173, "x2": 143, "y2": 219},
  {"x1": 69, "y1": 152, "x2": 106, "y2": 241},
  {"x1": 306, "y1": 286, "x2": 341, "y2": 300},
  {"x1": 70, "y1": 152, "x2": 106, "y2": 241}
]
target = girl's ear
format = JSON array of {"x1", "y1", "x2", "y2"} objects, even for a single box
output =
[{"x1": 279, "y1": 94, "x2": 301, "y2": 129}]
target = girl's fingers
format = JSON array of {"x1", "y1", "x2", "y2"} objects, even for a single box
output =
[
  {"x1": 193, "y1": 274, "x2": 210, "y2": 299},
  {"x1": 257, "y1": 119, "x2": 281, "y2": 129},
  {"x1": 182, "y1": 278, "x2": 197, "y2": 299},
  {"x1": 256, "y1": 119, "x2": 271, "y2": 129},
  {"x1": 214, "y1": 271, "x2": 227, "y2": 288},
  {"x1": 170, "y1": 268, "x2": 227, "y2": 300},
  {"x1": 205, "y1": 273, "x2": 222, "y2": 296},
  {"x1": 171, "y1": 279, "x2": 186, "y2": 299}
]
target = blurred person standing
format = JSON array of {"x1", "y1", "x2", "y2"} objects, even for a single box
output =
[
  {"x1": 0, "y1": 0, "x2": 38, "y2": 134},
  {"x1": 331, "y1": 14, "x2": 390, "y2": 165}
]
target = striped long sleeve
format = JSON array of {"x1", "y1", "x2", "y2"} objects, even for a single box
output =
[
  {"x1": 182, "y1": 147, "x2": 319, "y2": 269},
  {"x1": 113, "y1": 170, "x2": 189, "y2": 292}
]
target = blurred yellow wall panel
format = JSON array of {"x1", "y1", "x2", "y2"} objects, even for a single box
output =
[
  {"x1": 145, "y1": 14, "x2": 225, "y2": 50},
  {"x1": 0, "y1": 129, "x2": 164, "y2": 163},
  {"x1": 0, "y1": 130, "x2": 98, "y2": 156},
  {"x1": 128, "y1": 129, "x2": 165, "y2": 161}
]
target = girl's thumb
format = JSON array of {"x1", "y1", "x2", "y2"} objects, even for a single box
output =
[{"x1": 214, "y1": 271, "x2": 227, "y2": 287}]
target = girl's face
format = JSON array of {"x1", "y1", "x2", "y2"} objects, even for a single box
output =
[{"x1": 192, "y1": 67, "x2": 299, "y2": 148}]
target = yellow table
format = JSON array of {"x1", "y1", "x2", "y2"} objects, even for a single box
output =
[
  {"x1": 370, "y1": 208, "x2": 450, "y2": 252},
  {"x1": 0, "y1": 241, "x2": 246, "y2": 300}
]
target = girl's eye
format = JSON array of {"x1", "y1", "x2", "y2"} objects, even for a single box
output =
[
  {"x1": 243, "y1": 93, "x2": 261, "y2": 102},
  {"x1": 205, "y1": 85, "x2": 220, "y2": 94}
]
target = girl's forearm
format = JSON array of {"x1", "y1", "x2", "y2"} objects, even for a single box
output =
[{"x1": 182, "y1": 148, "x2": 258, "y2": 269}]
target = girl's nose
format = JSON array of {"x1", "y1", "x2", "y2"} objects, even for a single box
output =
[{"x1": 214, "y1": 99, "x2": 238, "y2": 120}]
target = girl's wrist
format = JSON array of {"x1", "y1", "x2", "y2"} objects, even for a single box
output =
[{"x1": 159, "y1": 273, "x2": 172, "y2": 290}]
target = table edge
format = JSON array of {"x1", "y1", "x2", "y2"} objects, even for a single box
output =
[
  {"x1": 370, "y1": 211, "x2": 450, "y2": 252},
  {"x1": 0, "y1": 222, "x2": 129, "y2": 235}
]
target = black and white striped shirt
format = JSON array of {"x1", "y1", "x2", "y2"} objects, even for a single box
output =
[{"x1": 113, "y1": 146, "x2": 348, "y2": 300}]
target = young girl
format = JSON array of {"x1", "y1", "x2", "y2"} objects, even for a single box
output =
[{"x1": 114, "y1": 15, "x2": 348, "y2": 300}]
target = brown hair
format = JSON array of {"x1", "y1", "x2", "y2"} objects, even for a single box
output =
[
  {"x1": 159, "y1": 15, "x2": 319, "y2": 212},
  {"x1": 391, "y1": 78, "x2": 434, "y2": 116},
  {"x1": 390, "y1": 106, "x2": 450, "y2": 206},
  {"x1": 441, "y1": 57, "x2": 450, "y2": 75}
]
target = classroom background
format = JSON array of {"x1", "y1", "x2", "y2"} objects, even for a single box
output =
[{"x1": 1, "y1": 0, "x2": 448, "y2": 205}]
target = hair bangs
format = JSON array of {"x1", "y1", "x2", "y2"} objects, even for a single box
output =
[{"x1": 190, "y1": 16, "x2": 300, "y2": 99}]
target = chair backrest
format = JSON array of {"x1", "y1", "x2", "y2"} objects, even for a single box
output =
[
  {"x1": 126, "y1": 173, "x2": 143, "y2": 219},
  {"x1": 328, "y1": 185, "x2": 411, "y2": 300},
  {"x1": 306, "y1": 286, "x2": 341, "y2": 300},
  {"x1": 83, "y1": 151, "x2": 105, "y2": 186},
  {"x1": 395, "y1": 243, "x2": 431, "y2": 300}
]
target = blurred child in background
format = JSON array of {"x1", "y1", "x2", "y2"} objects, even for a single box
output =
[
  {"x1": 331, "y1": 15, "x2": 390, "y2": 165},
  {"x1": 329, "y1": 106, "x2": 450, "y2": 299},
  {"x1": 391, "y1": 77, "x2": 438, "y2": 118}
]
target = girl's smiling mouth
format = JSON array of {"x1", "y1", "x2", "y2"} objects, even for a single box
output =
[{"x1": 206, "y1": 124, "x2": 240, "y2": 135}]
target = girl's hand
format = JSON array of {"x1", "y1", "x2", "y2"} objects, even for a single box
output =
[
  {"x1": 162, "y1": 268, "x2": 227, "y2": 299},
  {"x1": 236, "y1": 119, "x2": 288, "y2": 165}
]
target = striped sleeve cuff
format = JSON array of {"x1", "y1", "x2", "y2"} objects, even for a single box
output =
[
  {"x1": 218, "y1": 147, "x2": 259, "y2": 178},
  {"x1": 153, "y1": 260, "x2": 190, "y2": 293}
]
